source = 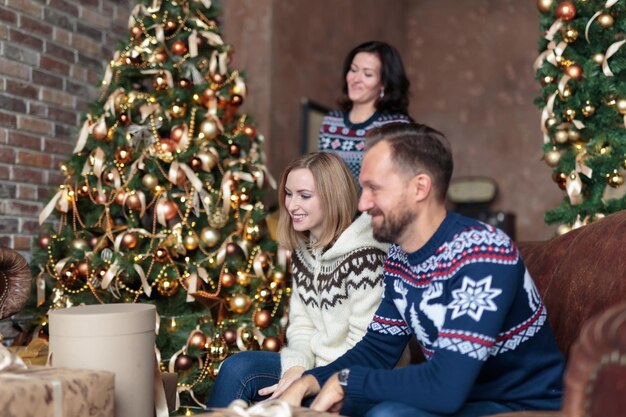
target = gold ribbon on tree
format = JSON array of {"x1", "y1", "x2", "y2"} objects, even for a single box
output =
[
  {"x1": 585, "y1": 0, "x2": 620, "y2": 43},
  {"x1": 602, "y1": 39, "x2": 626, "y2": 77}
]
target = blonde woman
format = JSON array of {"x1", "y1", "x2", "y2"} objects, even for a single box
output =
[{"x1": 207, "y1": 152, "x2": 387, "y2": 406}]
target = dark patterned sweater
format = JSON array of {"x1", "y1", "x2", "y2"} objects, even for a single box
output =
[
  {"x1": 307, "y1": 212, "x2": 564, "y2": 413},
  {"x1": 318, "y1": 111, "x2": 411, "y2": 182},
  {"x1": 280, "y1": 213, "x2": 388, "y2": 374}
]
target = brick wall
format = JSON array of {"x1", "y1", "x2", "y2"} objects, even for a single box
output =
[{"x1": 0, "y1": 0, "x2": 132, "y2": 254}]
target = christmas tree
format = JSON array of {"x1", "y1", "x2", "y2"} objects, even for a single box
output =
[
  {"x1": 536, "y1": 0, "x2": 626, "y2": 233},
  {"x1": 29, "y1": 0, "x2": 288, "y2": 410}
]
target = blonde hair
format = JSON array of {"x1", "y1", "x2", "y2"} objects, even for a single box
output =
[{"x1": 276, "y1": 152, "x2": 358, "y2": 251}]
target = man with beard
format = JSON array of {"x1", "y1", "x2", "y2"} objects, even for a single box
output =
[{"x1": 279, "y1": 123, "x2": 564, "y2": 417}]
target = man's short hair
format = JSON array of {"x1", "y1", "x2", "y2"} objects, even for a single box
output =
[{"x1": 365, "y1": 122, "x2": 453, "y2": 202}]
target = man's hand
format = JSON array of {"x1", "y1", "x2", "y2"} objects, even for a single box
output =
[
  {"x1": 278, "y1": 374, "x2": 320, "y2": 407},
  {"x1": 258, "y1": 365, "x2": 305, "y2": 399},
  {"x1": 310, "y1": 373, "x2": 345, "y2": 413}
]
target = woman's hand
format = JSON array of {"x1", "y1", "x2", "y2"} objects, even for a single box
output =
[
  {"x1": 278, "y1": 374, "x2": 321, "y2": 407},
  {"x1": 258, "y1": 365, "x2": 305, "y2": 398}
]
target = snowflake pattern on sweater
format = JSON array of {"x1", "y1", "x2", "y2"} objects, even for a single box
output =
[
  {"x1": 307, "y1": 213, "x2": 564, "y2": 413},
  {"x1": 318, "y1": 111, "x2": 410, "y2": 182}
]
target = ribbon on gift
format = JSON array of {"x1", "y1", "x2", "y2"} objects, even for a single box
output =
[
  {"x1": 227, "y1": 399, "x2": 292, "y2": 417},
  {"x1": 0, "y1": 346, "x2": 63, "y2": 417}
]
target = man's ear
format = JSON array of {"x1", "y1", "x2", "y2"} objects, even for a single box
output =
[{"x1": 409, "y1": 173, "x2": 432, "y2": 203}]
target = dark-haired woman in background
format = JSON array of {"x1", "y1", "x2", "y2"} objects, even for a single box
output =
[{"x1": 319, "y1": 40, "x2": 412, "y2": 183}]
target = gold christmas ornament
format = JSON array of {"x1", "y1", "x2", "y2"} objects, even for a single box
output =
[
  {"x1": 157, "y1": 277, "x2": 179, "y2": 296},
  {"x1": 183, "y1": 233, "x2": 199, "y2": 251},
  {"x1": 544, "y1": 148, "x2": 561, "y2": 167},
  {"x1": 229, "y1": 293, "x2": 252, "y2": 314},
  {"x1": 581, "y1": 101, "x2": 595, "y2": 117},
  {"x1": 236, "y1": 271, "x2": 251, "y2": 286},
  {"x1": 557, "y1": 85, "x2": 572, "y2": 101},
  {"x1": 71, "y1": 238, "x2": 90, "y2": 252},
  {"x1": 153, "y1": 72, "x2": 169, "y2": 91},
  {"x1": 168, "y1": 102, "x2": 187, "y2": 119},
  {"x1": 616, "y1": 98, "x2": 626, "y2": 115},
  {"x1": 592, "y1": 53, "x2": 605, "y2": 65},
  {"x1": 208, "y1": 337, "x2": 229, "y2": 361},
  {"x1": 209, "y1": 210, "x2": 228, "y2": 228},
  {"x1": 142, "y1": 174, "x2": 159, "y2": 190},
  {"x1": 541, "y1": 75, "x2": 555, "y2": 86},
  {"x1": 154, "y1": 47, "x2": 168, "y2": 64},
  {"x1": 545, "y1": 117, "x2": 558, "y2": 129},
  {"x1": 255, "y1": 286, "x2": 271, "y2": 303},
  {"x1": 608, "y1": 171, "x2": 624, "y2": 188},
  {"x1": 552, "y1": 172, "x2": 568, "y2": 190},
  {"x1": 561, "y1": 26, "x2": 578, "y2": 43},
  {"x1": 567, "y1": 129, "x2": 580, "y2": 142},
  {"x1": 537, "y1": 0, "x2": 553, "y2": 14},
  {"x1": 91, "y1": 118, "x2": 108, "y2": 141},
  {"x1": 200, "y1": 226, "x2": 221, "y2": 247},
  {"x1": 556, "y1": 224, "x2": 572, "y2": 235},
  {"x1": 564, "y1": 63, "x2": 583, "y2": 80},
  {"x1": 211, "y1": 73, "x2": 224, "y2": 84},
  {"x1": 240, "y1": 327, "x2": 259, "y2": 350},
  {"x1": 562, "y1": 108, "x2": 576, "y2": 121},
  {"x1": 199, "y1": 119, "x2": 218, "y2": 140},
  {"x1": 245, "y1": 224, "x2": 260, "y2": 241},
  {"x1": 130, "y1": 25, "x2": 143, "y2": 39},
  {"x1": 271, "y1": 270, "x2": 286, "y2": 285},
  {"x1": 597, "y1": 13, "x2": 614, "y2": 29},
  {"x1": 178, "y1": 78, "x2": 191, "y2": 88},
  {"x1": 554, "y1": 130, "x2": 569, "y2": 144},
  {"x1": 555, "y1": 1, "x2": 576, "y2": 21}
]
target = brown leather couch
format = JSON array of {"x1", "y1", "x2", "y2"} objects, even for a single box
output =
[
  {"x1": 0, "y1": 247, "x2": 32, "y2": 321},
  {"x1": 486, "y1": 210, "x2": 626, "y2": 417}
]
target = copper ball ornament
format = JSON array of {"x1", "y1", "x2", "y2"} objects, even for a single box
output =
[
  {"x1": 190, "y1": 157, "x2": 202, "y2": 171},
  {"x1": 118, "y1": 112, "x2": 130, "y2": 126},
  {"x1": 242, "y1": 125, "x2": 256, "y2": 138},
  {"x1": 211, "y1": 73, "x2": 224, "y2": 84},
  {"x1": 171, "y1": 40, "x2": 187, "y2": 56},
  {"x1": 91, "y1": 120, "x2": 108, "y2": 141},
  {"x1": 229, "y1": 143, "x2": 241, "y2": 157},
  {"x1": 555, "y1": 2, "x2": 576, "y2": 21},
  {"x1": 178, "y1": 78, "x2": 191, "y2": 88},
  {"x1": 114, "y1": 146, "x2": 133, "y2": 164},
  {"x1": 221, "y1": 271, "x2": 236, "y2": 288},
  {"x1": 125, "y1": 192, "x2": 142, "y2": 211},
  {"x1": 156, "y1": 138, "x2": 177, "y2": 156},
  {"x1": 188, "y1": 330, "x2": 208, "y2": 350},
  {"x1": 271, "y1": 270, "x2": 286, "y2": 285},
  {"x1": 154, "y1": 246, "x2": 170, "y2": 262},
  {"x1": 226, "y1": 242, "x2": 243, "y2": 257},
  {"x1": 567, "y1": 129, "x2": 581, "y2": 142},
  {"x1": 170, "y1": 125, "x2": 186, "y2": 143},
  {"x1": 598, "y1": 13, "x2": 614, "y2": 29},
  {"x1": 130, "y1": 25, "x2": 143, "y2": 39},
  {"x1": 174, "y1": 354, "x2": 194, "y2": 371},
  {"x1": 168, "y1": 102, "x2": 187, "y2": 119},
  {"x1": 537, "y1": 0, "x2": 553, "y2": 14},
  {"x1": 592, "y1": 53, "x2": 605, "y2": 65},
  {"x1": 157, "y1": 199, "x2": 178, "y2": 221},
  {"x1": 38, "y1": 235, "x2": 51, "y2": 248},
  {"x1": 262, "y1": 336, "x2": 281, "y2": 352},
  {"x1": 164, "y1": 19, "x2": 177, "y2": 34},
  {"x1": 229, "y1": 293, "x2": 252, "y2": 314},
  {"x1": 562, "y1": 108, "x2": 576, "y2": 121},
  {"x1": 240, "y1": 327, "x2": 259, "y2": 350},
  {"x1": 230, "y1": 94, "x2": 243, "y2": 107},
  {"x1": 121, "y1": 232, "x2": 138, "y2": 249},
  {"x1": 564, "y1": 63, "x2": 583, "y2": 80},
  {"x1": 222, "y1": 328, "x2": 237, "y2": 345},
  {"x1": 94, "y1": 192, "x2": 107, "y2": 205},
  {"x1": 154, "y1": 47, "x2": 168, "y2": 64},
  {"x1": 552, "y1": 172, "x2": 568, "y2": 190},
  {"x1": 254, "y1": 309, "x2": 272, "y2": 329},
  {"x1": 77, "y1": 184, "x2": 90, "y2": 197},
  {"x1": 76, "y1": 261, "x2": 90, "y2": 278}
]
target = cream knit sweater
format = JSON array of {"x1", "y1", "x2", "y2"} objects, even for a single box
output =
[{"x1": 280, "y1": 213, "x2": 388, "y2": 374}]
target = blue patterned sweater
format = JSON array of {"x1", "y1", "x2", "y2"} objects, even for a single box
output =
[
  {"x1": 306, "y1": 212, "x2": 564, "y2": 414},
  {"x1": 318, "y1": 111, "x2": 410, "y2": 183}
]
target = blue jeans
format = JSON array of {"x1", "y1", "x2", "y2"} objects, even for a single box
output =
[
  {"x1": 206, "y1": 351, "x2": 281, "y2": 407},
  {"x1": 342, "y1": 399, "x2": 522, "y2": 417}
]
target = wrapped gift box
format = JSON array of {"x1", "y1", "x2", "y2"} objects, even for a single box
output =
[{"x1": 0, "y1": 367, "x2": 114, "y2": 417}]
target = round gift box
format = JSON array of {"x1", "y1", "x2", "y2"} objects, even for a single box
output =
[{"x1": 49, "y1": 303, "x2": 156, "y2": 417}]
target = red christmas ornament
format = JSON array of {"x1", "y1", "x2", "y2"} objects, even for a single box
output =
[{"x1": 555, "y1": 1, "x2": 576, "y2": 22}]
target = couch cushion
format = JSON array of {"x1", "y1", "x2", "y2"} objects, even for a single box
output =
[{"x1": 516, "y1": 211, "x2": 626, "y2": 359}]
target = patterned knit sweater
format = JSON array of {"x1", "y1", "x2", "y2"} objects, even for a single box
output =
[
  {"x1": 307, "y1": 212, "x2": 564, "y2": 414},
  {"x1": 318, "y1": 111, "x2": 411, "y2": 182},
  {"x1": 280, "y1": 213, "x2": 388, "y2": 375}
]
